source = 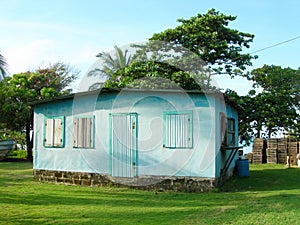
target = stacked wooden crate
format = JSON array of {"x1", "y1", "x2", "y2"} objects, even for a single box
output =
[
  {"x1": 277, "y1": 138, "x2": 287, "y2": 164},
  {"x1": 245, "y1": 153, "x2": 253, "y2": 163},
  {"x1": 251, "y1": 138, "x2": 299, "y2": 165},
  {"x1": 266, "y1": 138, "x2": 277, "y2": 164},
  {"x1": 288, "y1": 141, "x2": 298, "y2": 165},
  {"x1": 252, "y1": 138, "x2": 264, "y2": 164}
]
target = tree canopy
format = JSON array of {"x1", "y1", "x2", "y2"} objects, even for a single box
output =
[
  {"x1": 149, "y1": 8, "x2": 256, "y2": 77},
  {"x1": 100, "y1": 9, "x2": 256, "y2": 90},
  {"x1": 0, "y1": 62, "x2": 78, "y2": 160},
  {"x1": 227, "y1": 65, "x2": 300, "y2": 142}
]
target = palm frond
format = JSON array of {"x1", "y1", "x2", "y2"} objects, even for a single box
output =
[
  {"x1": 95, "y1": 45, "x2": 132, "y2": 77},
  {"x1": 0, "y1": 53, "x2": 8, "y2": 79}
]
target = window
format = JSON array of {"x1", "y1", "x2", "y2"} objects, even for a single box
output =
[
  {"x1": 226, "y1": 118, "x2": 235, "y2": 146},
  {"x1": 44, "y1": 116, "x2": 65, "y2": 147},
  {"x1": 163, "y1": 111, "x2": 193, "y2": 149},
  {"x1": 73, "y1": 116, "x2": 94, "y2": 148}
]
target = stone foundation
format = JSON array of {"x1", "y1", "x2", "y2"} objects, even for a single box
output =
[{"x1": 33, "y1": 170, "x2": 229, "y2": 192}]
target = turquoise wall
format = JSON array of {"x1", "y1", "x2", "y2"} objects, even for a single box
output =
[
  {"x1": 33, "y1": 90, "x2": 238, "y2": 178},
  {"x1": 214, "y1": 95, "x2": 239, "y2": 178}
]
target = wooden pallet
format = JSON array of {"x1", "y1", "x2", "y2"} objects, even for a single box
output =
[
  {"x1": 277, "y1": 150, "x2": 287, "y2": 164},
  {"x1": 252, "y1": 155, "x2": 262, "y2": 164},
  {"x1": 266, "y1": 148, "x2": 277, "y2": 164},
  {"x1": 267, "y1": 139, "x2": 278, "y2": 149}
]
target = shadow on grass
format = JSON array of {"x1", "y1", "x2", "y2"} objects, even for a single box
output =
[
  {"x1": 221, "y1": 164, "x2": 300, "y2": 192},
  {"x1": 0, "y1": 182, "x2": 229, "y2": 225},
  {"x1": 1, "y1": 162, "x2": 300, "y2": 224}
]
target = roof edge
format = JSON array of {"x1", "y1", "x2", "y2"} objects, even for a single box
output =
[{"x1": 31, "y1": 88, "x2": 241, "y2": 111}]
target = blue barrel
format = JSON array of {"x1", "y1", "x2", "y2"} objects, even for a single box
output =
[{"x1": 237, "y1": 159, "x2": 250, "y2": 177}]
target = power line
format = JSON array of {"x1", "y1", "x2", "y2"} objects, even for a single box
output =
[{"x1": 249, "y1": 35, "x2": 300, "y2": 55}]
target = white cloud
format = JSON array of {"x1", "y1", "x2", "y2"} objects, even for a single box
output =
[
  {"x1": 3, "y1": 39, "x2": 55, "y2": 74},
  {"x1": 3, "y1": 39, "x2": 104, "y2": 75}
]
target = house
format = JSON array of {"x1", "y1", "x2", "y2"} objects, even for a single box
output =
[{"x1": 33, "y1": 88, "x2": 240, "y2": 192}]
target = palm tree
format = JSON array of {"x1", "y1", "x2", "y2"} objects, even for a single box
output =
[
  {"x1": 88, "y1": 45, "x2": 132, "y2": 91},
  {"x1": 96, "y1": 45, "x2": 132, "y2": 77},
  {"x1": 0, "y1": 52, "x2": 8, "y2": 80}
]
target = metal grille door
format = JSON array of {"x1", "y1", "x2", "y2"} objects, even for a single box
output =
[{"x1": 110, "y1": 113, "x2": 137, "y2": 177}]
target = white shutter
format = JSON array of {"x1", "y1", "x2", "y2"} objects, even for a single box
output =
[
  {"x1": 78, "y1": 118, "x2": 84, "y2": 147},
  {"x1": 53, "y1": 118, "x2": 63, "y2": 147},
  {"x1": 165, "y1": 113, "x2": 191, "y2": 148},
  {"x1": 84, "y1": 118, "x2": 92, "y2": 148},
  {"x1": 73, "y1": 117, "x2": 93, "y2": 148},
  {"x1": 45, "y1": 119, "x2": 54, "y2": 146},
  {"x1": 73, "y1": 118, "x2": 79, "y2": 147}
]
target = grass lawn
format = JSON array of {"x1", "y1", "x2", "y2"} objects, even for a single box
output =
[{"x1": 1, "y1": 163, "x2": 300, "y2": 225}]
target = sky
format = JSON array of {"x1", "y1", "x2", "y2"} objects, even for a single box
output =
[{"x1": 1, "y1": 0, "x2": 300, "y2": 95}]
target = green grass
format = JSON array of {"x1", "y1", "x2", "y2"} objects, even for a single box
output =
[
  {"x1": 1, "y1": 163, "x2": 300, "y2": 225},
  {"x1": 6, "y1": 149, "x2": 27, "y2": 159}
]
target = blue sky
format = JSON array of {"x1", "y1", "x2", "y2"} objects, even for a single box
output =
[{"x1": 1, "y1": 0, "x2": 299, "y2": 94}]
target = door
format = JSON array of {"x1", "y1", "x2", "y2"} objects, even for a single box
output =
[{"x1": 110, "y1": 113, "x2": 137, "y2": 177}]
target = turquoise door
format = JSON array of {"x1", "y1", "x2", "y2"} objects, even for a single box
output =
[{"x1": 110, "y1": 113, "x2": 137, "y2": 177}]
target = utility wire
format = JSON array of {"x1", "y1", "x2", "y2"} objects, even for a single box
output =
[{"x1": 249, "y1": 35, "x2": 300, "y2": 55}]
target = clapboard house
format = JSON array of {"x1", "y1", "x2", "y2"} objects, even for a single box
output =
[{"x1": 33, "y1": 88, "x2": 240, "y2": 192}]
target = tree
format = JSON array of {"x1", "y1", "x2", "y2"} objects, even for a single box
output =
[
  {"x1": 149, "y1": 9, "x2": 256, "y2": 77},
  {"x1": 0, "y1": 52, "x2": 8, "y2": 80},
  {"x1": 0, "y1": 62, "x2": 79, "y2": 161},
  {"x1": 96, "y1": 45, "x2": 132, "y2": 77},
  {"x1": 226, "y1": 65, "x2": 300, "y2": 143},
  {"x1": 250, "y1": 65, "x2": 300, "y2": 137},
  {"x1": 88, "y1": 45, "x2": 133, "y2": 90},
  {"x1": 103, "y1": 60, "x2": 205, "y2": 90},
  {"x1": 103, "y1": 9, "x2": 256, "y2": 90}
]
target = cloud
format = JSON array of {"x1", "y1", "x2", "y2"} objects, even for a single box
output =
[
  {"x1": 3, "y1": 39, "x2": 100, "y2": 74},
  {"x1": 4, "y1": 39, "x2": 55, "y2": 74}
]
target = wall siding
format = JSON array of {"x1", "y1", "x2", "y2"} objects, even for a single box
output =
[{"x1": 33, "y1": 91, "x2": 238, "y2": 182}]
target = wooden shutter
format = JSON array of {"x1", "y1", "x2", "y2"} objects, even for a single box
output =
[
  {"x1": 45, "y1": 119, "x2": 54, "y2": 146},
  {"x1": 53, "y1": 118, "x2": 63, "y2": 147},
  {"x1": 44, "y1": 117, "x2": 64, "y2": 147},
  {"x1": 73, "y1": 118, "x2": 79, "y2": 147},
  {"x1": 83, "y1": 118, "x2": 92, "y2": 148},
  {"x1": 220, "y1": 113, "x2": 227, "y2": 145},
  {"x1": 73, "y1": 117, "x2": 93, "y2": 148}
]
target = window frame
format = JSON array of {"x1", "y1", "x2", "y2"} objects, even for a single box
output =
[
  {"x1": 226, "y1": 118, "x2": 236, "y2": 146},
  {"x1": 163, "y1": 111, "x2": 193, "y2": 149},
  {"x1": 72, "y1": 115, "x2": 95, "y2": 149},
  {"x1": 43, "y1": 116, "x2": 65, "y2": 148}
]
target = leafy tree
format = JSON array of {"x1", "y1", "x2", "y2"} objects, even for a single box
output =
[
  {"x1": 0, "y1": 62, "x2": 79, "y2": 161},
  {"x1": 225, "y1": 89, "x2": 264, "y2": 145},
  {"x1": 103, "y1": 60, "x2": 204, "y2": 90},
  {"x1": 148, "y1": 9, "x2": 256, "y2": 77},
  {"x1": 0, "y1": 52, "x2": 8, "y2": 80},
  {"x1": 250, "y1": 65, "x2": 300, "y2": 136},
  {"x1": 227, "y1": 65, "x2": 300, "y2": 143},
  {"x1": 103, "y1": 9, "x2": 256, "y2": 90}
]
